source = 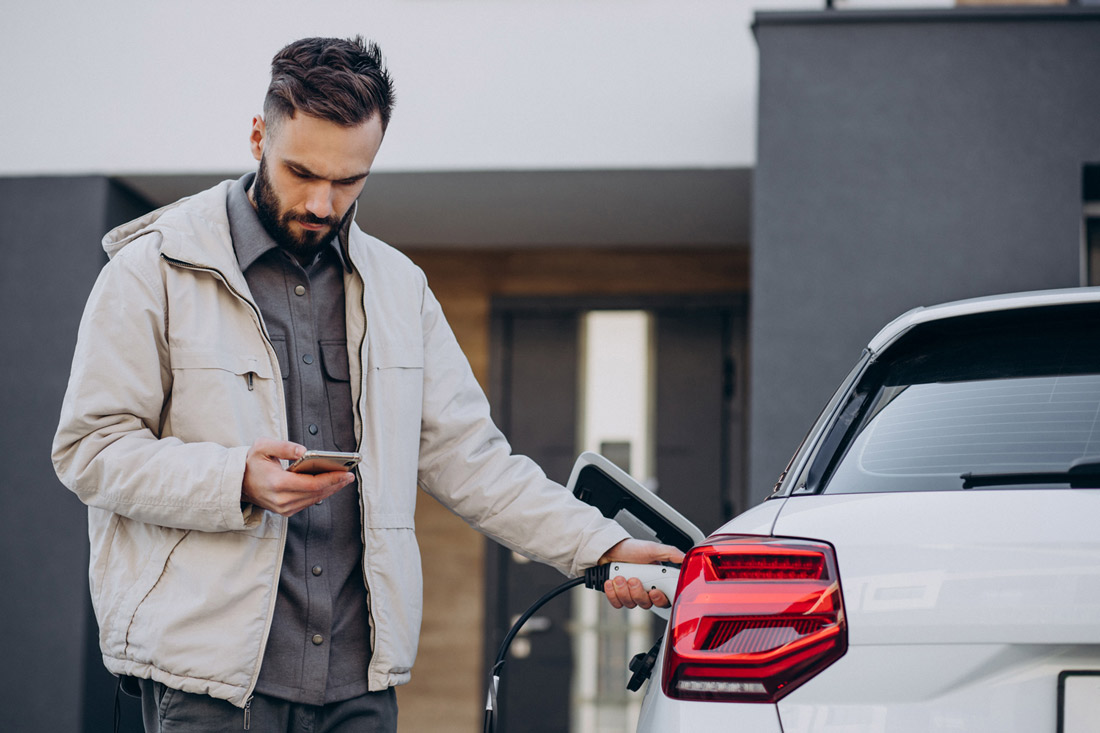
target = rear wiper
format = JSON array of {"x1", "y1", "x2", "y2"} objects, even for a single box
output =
[{"x1": 961, "y1": 456, "x2": 1100, "y2": 489}]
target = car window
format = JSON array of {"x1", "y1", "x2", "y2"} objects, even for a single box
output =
[{"x1": 819, "y1": 304, "x2": 1100, "y2": 494}]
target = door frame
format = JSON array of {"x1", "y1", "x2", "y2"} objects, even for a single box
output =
[{"x1": 484, "y1": 292, "x2": 747, "y2": 731}]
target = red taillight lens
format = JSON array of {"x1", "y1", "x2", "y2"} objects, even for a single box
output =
[{"x1": 662, "y1": 535, "x2": 846, "y2": 703}]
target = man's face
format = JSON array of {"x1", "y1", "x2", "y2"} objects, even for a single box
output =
[{"x1": 248, "y1": 112, "x2": 385, "y2": 259}]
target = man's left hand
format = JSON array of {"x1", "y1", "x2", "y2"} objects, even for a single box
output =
[{"x1": 599, "y1": 538, "x2": 686, "y2": 611}]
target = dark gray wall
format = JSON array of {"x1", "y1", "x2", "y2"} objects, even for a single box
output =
[
  {"x1": 0, "y1": 177, "x2": 148, "y2": 731},
  {"x1": 118, "y1": 169, "x2": 753, "y2": 249},
  {"x1": 749, "y1": 9, "x2": 1100, "y2": 495}
]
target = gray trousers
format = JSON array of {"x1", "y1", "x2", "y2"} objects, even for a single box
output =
[{"x1": 138, "y1": 680, "x2": 397, "y2": 733}]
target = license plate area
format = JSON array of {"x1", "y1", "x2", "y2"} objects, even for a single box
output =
[{"x1": 1059, "y1": 671, "x2": 1100, "y2": 733}]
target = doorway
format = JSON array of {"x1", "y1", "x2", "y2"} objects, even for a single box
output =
[{"x1": 485, "y1": 294, "x2": 746, "y2": 733}]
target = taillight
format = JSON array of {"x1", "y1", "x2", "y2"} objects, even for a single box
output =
[{"x1": 662, "y1": 535, "x2": 846, "y2": 703}]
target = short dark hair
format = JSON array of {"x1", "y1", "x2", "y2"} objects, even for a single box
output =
[{"x1": 264, "y1": 36, "x2": 395, "y2": 131}]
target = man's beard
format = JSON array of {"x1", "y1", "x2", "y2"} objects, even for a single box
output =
[{"x1": 252, "y1": 156, "x2": 348, "y2": 261}]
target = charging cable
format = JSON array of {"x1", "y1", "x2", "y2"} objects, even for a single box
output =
[{"x1": 482, "y1": 562, "x2": 680, "y2": 733}]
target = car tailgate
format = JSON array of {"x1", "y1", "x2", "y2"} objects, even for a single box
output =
[{"x1": 769, "y1": 489, "x2": 1100, "y2": 645}]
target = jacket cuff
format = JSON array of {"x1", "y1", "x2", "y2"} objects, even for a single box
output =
[
  {"x1": 220, "y1": 445, "x2": 253, "y2": 530},
  {"x1": 571, "y1": 522, "x2": 632, "y2": 577}
]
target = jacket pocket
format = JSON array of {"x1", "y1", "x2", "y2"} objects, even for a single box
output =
[
  {"x1": 367, "y1": 512, "x2": 416, "y2": 530},
  {"x1": 97, "y1": 521, "x2": 187, "y2": 655},
  {"x1": 370, "y1": 341, "x2": 425, "y2": 370},
  {"x1": 168, "y1": 349, "x2": 277, "y2": 445},
  {"x1": 364, "y1": 521, "x2": 423, "y2": 676},
  {"x1": 364, "y1": 341, "x2": 425, "y2": 474},
  {"x1": 124, "y1": 528, "x2": 281, "y2": 691},
  {"x1": 172, "y1": 350, "x2": 274, "y2": 380}
]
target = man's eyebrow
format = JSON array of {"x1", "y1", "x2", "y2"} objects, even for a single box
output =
[{"x1": 285, "y1": 160, "x2": 370, "y2": 184}]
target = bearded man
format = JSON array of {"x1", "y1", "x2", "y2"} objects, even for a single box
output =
[{"x1": 52, "y1": 36, "x2": 680, "y2": 733}]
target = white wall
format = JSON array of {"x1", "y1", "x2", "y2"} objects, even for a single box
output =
[{"x1": 2, "y1": 0, "x2": 816, "y2": 176}]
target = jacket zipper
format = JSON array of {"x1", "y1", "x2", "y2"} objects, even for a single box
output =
[
  {"x1": 160, "y1": 253, "x2": 290, "y2": 706},
  {"x1": 350, "y1": 269, "x2": 378, "y2": 687}
]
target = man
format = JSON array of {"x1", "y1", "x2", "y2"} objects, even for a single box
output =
[{"x1": 52, "y1": 36, "x2": 681, "y2": 732}]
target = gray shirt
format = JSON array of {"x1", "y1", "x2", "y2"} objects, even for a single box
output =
[{"x1": 227, "y1": 174, "x2": 371, "y2": 705}]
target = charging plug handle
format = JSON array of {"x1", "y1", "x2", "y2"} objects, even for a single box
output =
[{"x1": 583, "y1": 562, "x2": 680, "y2": 600}]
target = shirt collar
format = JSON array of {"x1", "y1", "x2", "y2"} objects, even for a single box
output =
[{"x1": 227, "y1": 172, "x2": 353, "y2": 273}]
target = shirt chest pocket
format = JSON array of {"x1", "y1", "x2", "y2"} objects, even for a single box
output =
[
  {"x1": 268, "y1": 336, "x2": 291, "y2": 379},
  {"x1": 320, "y1": 340, "x2": 355, "y2": 452}
]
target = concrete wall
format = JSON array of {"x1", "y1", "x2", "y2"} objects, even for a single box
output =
[
  {"x1": 0, "y1": 177, "x2": 148, "y2": 731},
  {"x1": 749, "y1": 9, "x2": 1100, "y2": 496}
]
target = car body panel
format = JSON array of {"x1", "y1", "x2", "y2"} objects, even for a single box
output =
[
  {"x1": 711, "y1": 495, "x2": 785, "y2": 536},
  {"x1": 770, "y1": 490, "x2": 1100, "y2": 645},
  {"x1": 762, "y1": 489, "x2": 1100, "y2": 730},
  {"x1": 642, "y1": 490, "x2": 1100, "y2": 730},
  {"x1": 778, "y1": 643, "x2": 1100, "y2": 733}
]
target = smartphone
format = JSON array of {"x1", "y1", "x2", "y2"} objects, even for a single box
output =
[{"x1": 287, "y1": 450, "x2": 361, "y2": 474}]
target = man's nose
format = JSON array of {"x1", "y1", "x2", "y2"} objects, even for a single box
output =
[{"x1": 304, "y1": 182, "x2": 335, "y2": 220}]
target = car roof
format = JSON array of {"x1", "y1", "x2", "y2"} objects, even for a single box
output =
[{"x1": 867, "y1": 286, "x2": 1100, "y2": 355}]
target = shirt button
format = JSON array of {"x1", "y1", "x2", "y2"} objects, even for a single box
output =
[
  {"x1": 303, "y1": 354, "x2": 314, "y2": 365},
  {"x1": 312, "y1": 634, "x2": 324, "y2": 646},
  {"x1": 308, "y1": 424, "x2": 318, "y2": 435},
  {"x1": 312, "y1": 565, "x2": 323, "y2": 576},
  {"x1": 294, "y1": 285, "x2": 306, "y2": 296}
]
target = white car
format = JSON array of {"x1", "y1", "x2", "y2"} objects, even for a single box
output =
[{"x1": 636, "y1": 288, "x2": 1100, "y2": 733}]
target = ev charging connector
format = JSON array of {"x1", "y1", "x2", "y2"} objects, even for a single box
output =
[
  {"x1": 582, "y1": 561, "x2": 680, "y2": 620},
  {"x1": 483, "y1": 453, "x2": 703, "y2": 733}
]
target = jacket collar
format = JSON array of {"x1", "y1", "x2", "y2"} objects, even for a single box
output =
[{"x1": 102, "y1": 178, "x2": 366, "y2": 291}]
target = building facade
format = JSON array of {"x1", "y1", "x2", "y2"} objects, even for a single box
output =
[{"x1": 3, "y1": 2, "x2": 1098, "y2": 731}]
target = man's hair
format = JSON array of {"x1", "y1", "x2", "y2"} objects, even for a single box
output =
[{"x1": 264, "y1": 36, "x2": 395, "y2": 131}]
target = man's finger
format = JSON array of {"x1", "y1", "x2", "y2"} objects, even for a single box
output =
[
  {"x1": 603, "y1": 575, "x2": 675, "y2": 610},
  {"x1": 604, "y1": 576, "x2": 653, "y2": 609},
  {"x1": 278, "y1": 469, "x2": 355, "y2": 495},
  {"x1": 251, "y1": 437, "x2": 307, "y2": 462}
]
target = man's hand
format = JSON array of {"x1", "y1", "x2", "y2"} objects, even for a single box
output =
[
  {"x1": 600, "y1": 538, "x2": 686, "y2": 611},
  {"x1": 242, "y1": 438, "x2": 355, "y2": 517}
]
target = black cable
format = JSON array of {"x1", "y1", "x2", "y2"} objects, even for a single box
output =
[
  {"x1": 114, "y1": 676, "x2": 121, "y2": 733},
  {"x1": 482, "y1": 566, "x2": 623, "y2": 733},
  {"x1": 483, "y1": 575, "x2": 585, "y2": 733}
]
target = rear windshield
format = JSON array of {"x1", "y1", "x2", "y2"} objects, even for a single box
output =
[{"x1": 821, "y1": 304, "x2": 1100, "y2": 494}]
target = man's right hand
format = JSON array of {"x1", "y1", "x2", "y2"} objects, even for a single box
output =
[{"x1": 242, "y1": 438, "x2": 355, "y2": 517}]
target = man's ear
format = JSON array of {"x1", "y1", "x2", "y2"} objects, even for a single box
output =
[{"x1": 249, "y1": 115, "x2": 266, "y2": 162}]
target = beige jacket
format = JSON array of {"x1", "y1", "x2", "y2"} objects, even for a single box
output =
[{"x1": 52, "y1": 180, "x2": 629, "y2": 707}]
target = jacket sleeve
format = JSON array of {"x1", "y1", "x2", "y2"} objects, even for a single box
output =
[
  {"x1": 52, "y1": 239, "x2": 253, "y2": 532},
  {"x1": 414, "y1": 280, "x2": 629, "y2": 577}
]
